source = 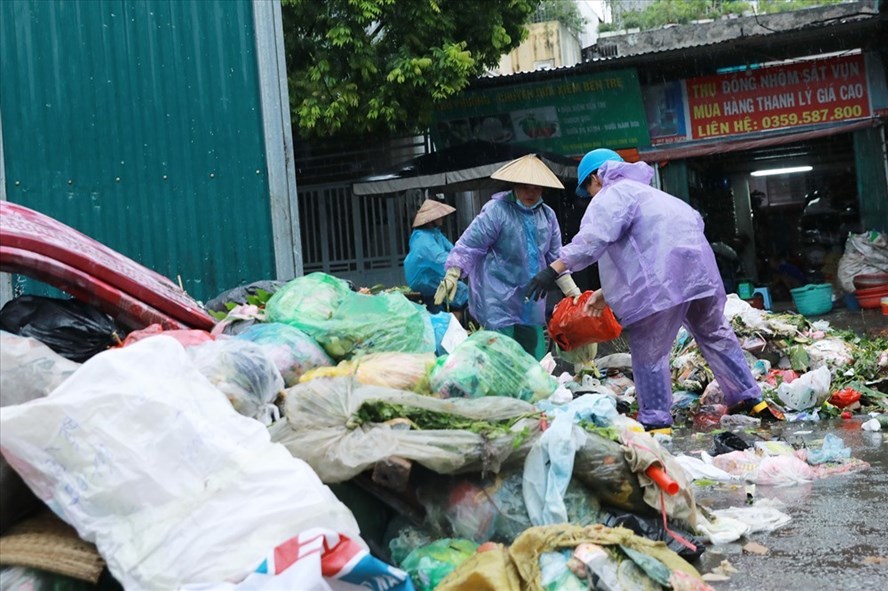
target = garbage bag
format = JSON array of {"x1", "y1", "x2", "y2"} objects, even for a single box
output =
[
  {"x1": 205, "y1": 279, "x2": 288, "y2": 313},
  {"x1": 264, "y1": 273, "x2": 352, "y2": 326},
  {"x1": 805, "y1": 433, "x2": 852, "y2": 465},
  {"x1": 236, "y1": 322, "x2": 332, "y2": 387},
  {"x1": 776, "y1": 365, "x2": 831, "y2": 410},
  {"x1": 0, "y1": 295, "x2": 122, "y2": 362},
  {"x1": 188, "y1": 339, "x2": 285, "y2": 423},
  {"x1": 122, "y1": 323, "x2": 214, "y2": 348},
  {"x1": 0, "y1": 332, "x2": 80, "y2": 534},
  {"x1": 270, "y1": 377, "x2": 542, "y2": 483},
  {"x1": 179, "y1": 528, "x2": 414, "y2": 591},
  {"x1": 571, "y1": 431, "x2": 649, "y2": 515},
  {"x1": 400, "y1": 539, "x2": 477, "y2": 591},
  {"x1": 266, "y1": 273, "x2": 435, "y2": 359},
  {"x1": 0, "y1": 336, "x2": 361, "y2": 591},
  {"x1": 429, "y1": 331, "x2": 556, "y2": 402},
  {"x1": 300, "y1": 352, "x2": 435, "y2": 392},
  {"x1": 548, "y1": 292, "x2": 622, "y2": 351},
  {"x1": 418, "y1": 473, "x2": 599, "y2": 544},
  {"x1": 600, "y1": 511, "x2": 706, "y2": 561}
]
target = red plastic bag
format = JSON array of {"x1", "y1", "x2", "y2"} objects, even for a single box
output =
[
  {"x1": 548, "y1": 291, "x2": 622, "y2": 351},
  {"x1": 122, "y1": 323, "x2": 214, "y2": 348},
  {"x1": 828, "y1": 387, "x2": 861, "y2": 409}
]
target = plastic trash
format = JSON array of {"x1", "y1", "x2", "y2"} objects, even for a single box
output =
[
  {"x1": 776, "y1": 365, "x2": 831, "y2": 410},
  {"x1": 523, "y1": 413, "x2": 585, "y2": 525},
  {"x1": 0, "y1": 337, "x2": 361, "y2": 591},
  {"x1": 673, "y1": 454, "x2": 735, "y2": 482},
  {"x1": 300, "y1": 352, "x2": 435, "y2": 391},
  {"x1": 710, "y1": 498, "x2": 791, "y2": 534},
  {"x1": 719, "y1": 413, "x2": 762, "y2": 429},
  {"x1": 0, "y1": 295, "x2": 122, "y2": 362},
  {"x1": 400, "y1": 539, "x2": 477, "y2": 591},
  {"x1": 806, "y1": 433, "x2": 852, "y2": 465},
  {"x1": 236, "y1": 322, "x2": 332, "y2": 387},
  {"x1": 182, "y1": 528, "x2": 414, "y2": 591},
  {"x1": 693, "y1": 404, "x2": 727, "y2": 430},
  {"x1": 571, "y1": 544, "x2": 621, "y2": 591},
  {"x1": 601, "y1": 511, "x2": 706, "y2": 561},
  {"x1": 122, "y1": 323, "x2": 214, "y2": 348},
  {"x1": 0, "y1": 567, "x2": 96, "y2": 591},
  {"x1": 429, "y1": 330, "x2": 556, "y2": 401},
  {"x1": 205, "y1": 279, "x2": 287, "y2": 313},
  {"x1": 548, "y1": 292, "x2": 622, "y2": 351},
  {"x1": 188, "y1": 339, "x2": 285, "y2": 423},
  {"x1": 540, "y1": 550, "x2": 587, "y2": 591},
  {"x1": 755, "y1": 455, "x2": 815, "y2": 486},
  {"x1": 713, "y1": 432, "x2": 751, "y2": 455},
  {"x1": 266, "y1": 273, "x2": 435, "y2": 359},
  {"x1": 0, "y1": 333, "x2": 80, "y2": 534},
  {"x1": 828, "y1": 387, "x2": 862, "y2": 409},
  {"x1": 862, "y1": 418, "x2": 882, "y2": 431}
]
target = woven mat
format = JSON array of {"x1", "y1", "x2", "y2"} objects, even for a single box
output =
[{"x1": 0, "y1": 511, "x2": 104, "y2": 583}]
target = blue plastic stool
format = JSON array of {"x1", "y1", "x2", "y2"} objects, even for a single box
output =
[{"x1": 752, "y1": 287, "x2": 772, "y2": 310}]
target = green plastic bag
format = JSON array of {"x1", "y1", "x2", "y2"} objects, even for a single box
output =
[
  {"x1": 400, "y1": 538, "x2": 478, "y2": 591},
  {"x1": 265, "y1": 273, "x2": 435, "y2": 359},
  {"x1": 429, "y1": 331, "x2": 556, "y2": 401},
  {"x1": 265, "y1": 273, "x2": 352, "y2": 327}
]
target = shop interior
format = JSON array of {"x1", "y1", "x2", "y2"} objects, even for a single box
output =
[{"x1": 686, "y1": 133, "x2": 860, "y2": 305}]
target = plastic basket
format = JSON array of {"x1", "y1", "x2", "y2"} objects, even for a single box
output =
[{"x1": 790, "y1": 283, "x2": 833, "y2": 316}]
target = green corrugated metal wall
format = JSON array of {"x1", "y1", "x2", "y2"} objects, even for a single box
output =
[{"x1": 1, "y1": 0, "x2": 276, "y2": 301}]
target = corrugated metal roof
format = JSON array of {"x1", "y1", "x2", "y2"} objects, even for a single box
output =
[{"x1": 1, "y1": 0, "x2": 275, "y2": 302}]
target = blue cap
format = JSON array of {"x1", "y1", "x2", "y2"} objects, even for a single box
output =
[{"x1": 576, "y1": 148, "x2": 623, "y2": 197}]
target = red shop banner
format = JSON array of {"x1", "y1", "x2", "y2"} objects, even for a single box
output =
[{"x1": 686, "y1": 54, "x2": 870, "y2": 140}]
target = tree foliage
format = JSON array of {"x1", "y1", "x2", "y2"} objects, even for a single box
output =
[
  {"x1": 281, "y1": 0, "x2": 540, "y2": 138},
  {"x1": 536, "y1": 0, "x2": 589, "y2": 38}
]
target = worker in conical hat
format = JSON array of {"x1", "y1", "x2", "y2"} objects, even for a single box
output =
[
  {"x1": 404, "y1": 198, "x2": 468, "y2": 313},
  {"x1": 434, "y1": 154, "x2": 580, "y2": 360}
]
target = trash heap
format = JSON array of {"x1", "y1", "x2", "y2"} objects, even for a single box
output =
[
  {"x1": 671, "y1": 295, "x2": 887, "y2": 426},
  {"x1": 1, "y1": 272, "x2": 884, "y2": 590}
]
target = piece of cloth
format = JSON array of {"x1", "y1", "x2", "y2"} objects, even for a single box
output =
[
  {"x1": 559, "y1": 161, "x2": 722, "y2": 327},
  {"x1": 437, "y1": 524, "x2": 705, "y2": 591},
  {"x1": 495, "y1": 324, "x2": 546, "y2": 360},
  {"x1": 446, "y1": 191, "x2": 562, "y2": 330},
  {"x1": 405, "y1": 228, "x2": 468, "y2": 310},
  {"x1": 628, "y1": 295, "x2": 761, "y2": 427}
]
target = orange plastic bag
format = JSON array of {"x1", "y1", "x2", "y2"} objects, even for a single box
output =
[
  {"x1": 122, "y1": 323, "x2": 214, "y2": 348},
  {"x1": 548, "y1": 291, "x2": 622, "y2": 351}
]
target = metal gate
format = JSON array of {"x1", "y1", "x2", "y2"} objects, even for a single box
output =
[{"x1": 299, "y1": 185, "x2": 434, "y2": 287}]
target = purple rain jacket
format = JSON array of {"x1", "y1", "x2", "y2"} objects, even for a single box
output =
[
  {"x1": 446, "y1": 191, "x2": 562, "y2": 329},
  {"x1": 560, "y1": 160, "x2": 723, "y2": 327}
]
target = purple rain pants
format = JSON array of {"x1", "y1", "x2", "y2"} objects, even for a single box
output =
[{"x1": 627, "y1": 294, "x2": 761, "y2": 427}]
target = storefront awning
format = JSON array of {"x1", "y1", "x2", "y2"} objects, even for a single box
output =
[{"x1": 638, "y1": 118, "x2": 881, "y2": 163}]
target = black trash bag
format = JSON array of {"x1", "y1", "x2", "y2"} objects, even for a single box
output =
[
  {"x1": 0, "y1": 296, "x2": 122, "y2": 362},
  {"x1": 713, "y1": 432, "x2": 750, "y2": 456},
  {"x1": 205, "y1": 279, "x2": 288, "y2": 313},
  {"x1": 601, "y1": 509, "x2": 706, "y2": 562}
]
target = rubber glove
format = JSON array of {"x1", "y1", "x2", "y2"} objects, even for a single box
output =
[
  {"x1": 584, "y1": 289, "x2": 607, "y2": 317},
  {"x1": 525, "y1": 266, "x2": 558, "y2": 301},
  {"x1": 434, "y1": 267, "x2": 462, "y2": 306},
  {"x1": 555, "y1": 274, "x2": 581, "y2": 303}
]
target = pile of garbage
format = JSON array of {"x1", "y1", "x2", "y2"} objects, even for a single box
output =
[{"x1": 1, "y1": 271, "x2": 883, "y2": 590}]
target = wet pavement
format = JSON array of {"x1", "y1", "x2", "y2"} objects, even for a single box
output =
[{"x1": 670, "y1": 418, "x2": 888, "y2": 590}]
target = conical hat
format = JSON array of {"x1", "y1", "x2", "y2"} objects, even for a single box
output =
[
  {"x1": 490, "y1": 154, "x2": 564, "y2": 189},
  {"x1": 412, "y1": 199, "x2": 456, "y2": 227}
]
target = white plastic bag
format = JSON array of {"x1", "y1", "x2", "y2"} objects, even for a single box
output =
[
  {"x1": 0, "y1": 337, "x2": 360, "y2": 591},
  {"x1": 710, "y1": 498, "x2": 791, "y2": 533},
  {"x1": 271, "y1": 377, "x2": 541, "y2": 483},
  {"x1": 188, "y1": 338, "x2": 285, "y2": 422},
  {"x1": 776, "y1": 366, "x2": 831, "y2": 411}
]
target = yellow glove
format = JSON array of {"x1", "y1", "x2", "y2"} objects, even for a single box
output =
[
  {"x1": 555, "y1": 274, "x2": 581, "y2": 303},
  {"x1": 434, "y1": 267, "x2": 462, "y2": 306}
]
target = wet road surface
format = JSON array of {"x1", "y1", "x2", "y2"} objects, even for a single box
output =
[{"x1": 671, "y1": 418, "x2": 888, "y2": 590}]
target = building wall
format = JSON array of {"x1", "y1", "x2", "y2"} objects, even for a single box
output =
[
  {"x1": 0, "y1": 0, "x2": 279, "y2": 302},
  {"x1": 495, "y1": 22, "x2": 581, "y2": 74}
]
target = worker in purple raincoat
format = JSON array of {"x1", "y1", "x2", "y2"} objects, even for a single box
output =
[
  {"x1": 434, "y1": 154, "x2": 581, "y2": 359},
  {"x1": 526, "y1": 149, "x2": 776, "y2": 433}
]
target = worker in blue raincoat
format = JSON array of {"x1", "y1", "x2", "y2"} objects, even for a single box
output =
[
  {"x1": 434, "y1": 154, "x2": 581, "y2": 359},
  {"x1": 526, "y1": 148, "x2": 779, "y2": 434},
  {"x1": 404, "y1": 199, "x2": 468, "y2": 312}
]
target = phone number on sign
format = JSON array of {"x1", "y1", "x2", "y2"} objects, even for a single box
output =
[{"x1": 761, "y1": 105, "x2": 864, "y2": 129}]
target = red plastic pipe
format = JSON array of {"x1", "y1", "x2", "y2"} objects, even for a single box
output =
[{"x1": 646, "y1": 464, "x2": 680, "y2": 496}]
